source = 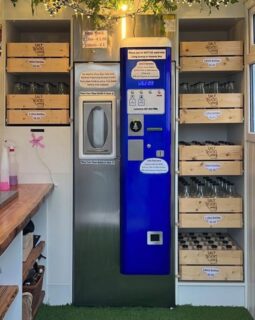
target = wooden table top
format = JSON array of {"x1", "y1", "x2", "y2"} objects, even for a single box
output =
[{"x1": 0, "y1": 184, "x2": 53, "y2": 256}]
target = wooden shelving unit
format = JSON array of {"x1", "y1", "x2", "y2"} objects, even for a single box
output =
[
  {"x1": 0, "y1": 286, "x2": 19, "y2": 319},
  {"x1": 23, "y1": 241, "x2": 45, "y2": 281},
  {"x1": 177, "y1": 18, "x2": 245, "y2": 286}
]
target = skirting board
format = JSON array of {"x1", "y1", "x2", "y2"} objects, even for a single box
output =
[{"x1": 177, "y1": 284, "x2": 246, "y2": 306}]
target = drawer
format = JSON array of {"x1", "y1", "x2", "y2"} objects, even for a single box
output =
[
  {"x1": 179, "y1": 265, "x2": 243, "y2": 281},
  {"x1": 179, "y1": 160, "x2": 243, "y2": 176},
  {"x1": 7, "y1": 58, "x2": 69, "y2": 73},
  {"x1": 7, "y1": 94, "x2": 69, "y2": 109},
  {"x1": 179, "y1": 213, "x2": 243, "y2": 228},
  {"x1": 7, "y1": 109, "x2": 69, "y2": 125},
  {"x1": 180, "y1": 41, "x2": 243, "y2": 57},
  {"x1": 179, "y1": 145, "x2": 243, "y2": 161},
  {"x1": 180, "y1": 56, "x2": 243, "y2": 72},
  {"x1": 179, "y1": 197, "x2": 242, "y2": 213},
  {"x1": 179, "y1": 93, "x2": 243, "y2": 109},
  {"x1": 7, "y1": 43, "x2": 69, "y2": 57},
  {"x1": 179, "y1": 108, "x2": 243, "y2": 124}
]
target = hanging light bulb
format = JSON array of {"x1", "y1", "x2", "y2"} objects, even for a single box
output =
[{"x1": 120, "y1": 3, "x2": 128, "y2": 12}]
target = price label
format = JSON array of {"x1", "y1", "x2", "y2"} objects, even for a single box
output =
[{"x1": 82, "y1": 30, "x2": 108, "y2": 49}]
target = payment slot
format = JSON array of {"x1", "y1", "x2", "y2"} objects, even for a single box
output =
[
  {"x1": 79, "y1": 95, "x2": 116, "y2": 159},
  {"x1": 120, "y1": 38, "x2": 172, "y2": 274}
]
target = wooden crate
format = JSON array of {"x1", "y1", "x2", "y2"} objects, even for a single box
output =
[
  {"x1": 7, "y1": 110, "x2": 69, "y2": 125},
  {"x1": 180, "y1": 41, "x2": 243, "y2": 57},
  {"x1": 7, "y1": 94, "x2": 69, "y2": 109},
  {"x1": 179, "y1": 93, "x2": 243, "y2": 109},
  {"x1": 179, "y1": 197, "x2": 242, "y2": 213},
  {"x1": 6, "y1": 58, "x2": 69, "y2": 73},
  {"x1": 180, "y1": 56, "x2": 243, "y2": 72},
  {"x1": 179, "y1": 160, "x2": 243, "y2": 176},
  {"x1": 179, "y1": 213, "x2": 243, "y2": 228},
  {"x1": 179, "y1": 265, "x2": 243, "y2": 281},
  {"x1": 179, "y1": 108, "x2": 243, "y2": 124},
  {"x1": 179, "y1": 248, "x2": 243, "y2": 265},
  {"x1": 179, "y1": 145, "x2": 242, "y2": 161},
  {"x1": 7, "y1": 43, "x2": 69, "y2": 57}
]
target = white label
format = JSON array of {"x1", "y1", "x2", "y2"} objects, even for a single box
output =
[
  {"x1": 204, "y1": 163, "x2": 221, "y2": 172},
  {"x1": 80, "y1": 71, "x2": 117, "y2": 88},
  {"x1": 27, "y1": 58, "x2": 45, "y2": 68},
  {"x1": 204, "y1": 110, "x2": 222, "y2": 120},
  {"x1": 202, "y1": 267, "x2": 220, "y2": 278},
  {"x1": 80, "y1": 159, "x2": 115, "y2": 165},
  {"x1": 140, "y1": 158, "x2": 169, "y2": 174},
  {"x1": 128, "y1": 49, "x2": 166, "y2": 60},
  {"x1": 204, "y1": 215, "x2": 223, "y2": 225},
  {"x1": 28, "y1": 111, "x2": 46, "y2": 120},
  {"x1": 131, "y1": 61, "x2": 160, "y2": 80},
  {"x1": 128, "y1": 89, "x2": 164, "y2": 114},
  {"x1": 82, "y1": 30, "x2": 108, "y2": 48},
  {"x1": 203, "y1": 58, "x2": 222, "y2": 67}
]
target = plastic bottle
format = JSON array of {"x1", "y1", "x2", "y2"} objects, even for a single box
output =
[
  {"x1": 0, "y1": 145, "x2": 10, "y2": 191},
  {"x1": 9, "y1": 146, "x2": 18, "y2": 186}
]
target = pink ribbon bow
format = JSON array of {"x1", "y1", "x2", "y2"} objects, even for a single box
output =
[{"x1": 29, "y1": 133, "x2": 45, "y2": 148}]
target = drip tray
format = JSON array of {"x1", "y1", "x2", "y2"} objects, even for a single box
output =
[{"x1": 0, "y1": 190, "x2": 18, "y2": 208}]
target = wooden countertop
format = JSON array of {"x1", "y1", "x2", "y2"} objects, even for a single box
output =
[{"x1": 0, "y1": 184, "x2": 53, "y2": 256}]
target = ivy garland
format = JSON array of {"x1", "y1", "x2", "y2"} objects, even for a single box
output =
[{"x1": 10, "y1": 0, "x2": 240, "y2": 28}]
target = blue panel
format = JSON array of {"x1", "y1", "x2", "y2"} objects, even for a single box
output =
[{"x1": 120, "y1": 46, "x2": 171, "y2": 274}]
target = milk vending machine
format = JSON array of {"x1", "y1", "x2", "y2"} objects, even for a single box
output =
[{"x1": 73, "y1": 16, "x2": 175, "y2": 306}]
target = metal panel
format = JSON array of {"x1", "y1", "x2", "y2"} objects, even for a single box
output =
[
  {"x1": 73, "y1": 15, "x2": 166, "y2": 62},
  {"x1": 74, "y1": 62, "x2": 175, "y2": 306}
]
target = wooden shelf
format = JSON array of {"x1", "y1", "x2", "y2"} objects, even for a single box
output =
[
  {"x1": 23, "y1": 241, "x2": 45, "y2": 282},
  {"x1": 0, "y1": 285, "x2": 19, "y2": 319},
  {"x1": 32, "y1": 290, "x2": 45, "y2": 319}
]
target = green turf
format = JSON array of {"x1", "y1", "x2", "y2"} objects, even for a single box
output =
[{"x1": 36, "y1": 305, "x2": 254, "y2": 320}]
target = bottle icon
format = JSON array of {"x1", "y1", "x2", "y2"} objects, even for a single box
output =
[{"x1": 129, "y1": 95, "x2": 136, "y2": 106}]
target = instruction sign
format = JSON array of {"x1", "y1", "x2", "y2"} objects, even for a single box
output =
[
  {"x1": 140, "y1": 158, "x2": 169, "y2": 174},
  {"x1": 80, "y1": 71, "x2": 117, "y2": 88},
  {"x1": 131, "y1": 61, "x2": 160, "y2": 80}
]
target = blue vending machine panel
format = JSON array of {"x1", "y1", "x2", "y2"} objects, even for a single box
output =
[{"x1": 120, "y1": 39, "x2": 171, "y2": 275}]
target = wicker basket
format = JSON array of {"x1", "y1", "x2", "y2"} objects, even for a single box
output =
[{"x1": 23, "y1": 265, "x2": 45, "y2": 312}]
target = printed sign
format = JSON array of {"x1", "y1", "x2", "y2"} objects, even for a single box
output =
[
  {"x1": 202, "y1": 267, "x2": 220, "y2": 278},
  {"x1": 140, "y1": 158, "x2": 169, "y2": 174},
  {"x1": 28, "y1": 111, "x2": 46, "y2": 120},
  {"x1": 28, "y1": 59, "x2": 45, "y2": 69},
  {"x1": 163, "y1": 15, "x2": 176, "y2": 32},
  {"x1": 127, "y1": 89, "x2": 165, "y2": 114},
  {"x1": 204, "y1": 110, "x2": 222, "y2": 120},
  {"x1": 204, "y1": 215, "x2": 223, "y2": 225},
  {"x1": 203, "y1": 58, "x2": 222, "y2": 67},
  {"x1": 82, "y1": 30, "x2": 108, "y2": 48},
  {"x1": 128, "y1": 49, "x2": 166, "y2": 60},
  {"x1": 80, "y1": 71, "x2": 117, "y2": 88},
  {"x1": 131, "y1": 61, "x2": 160, "y2": 80},
  {"x1": 80, "y1": 159, "x2": 115, "y2": 165},
  {"x1": 204, "y1": 163, "x2": 221, "y2": 172}
]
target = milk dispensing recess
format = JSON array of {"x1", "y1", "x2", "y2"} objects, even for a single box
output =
[{"x1": 73, "y1": 16, "x2": 175, "y2": 307}]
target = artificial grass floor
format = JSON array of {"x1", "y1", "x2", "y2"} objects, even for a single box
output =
[{"x1": 37, "y1": 305, "x2": 254, "y2": 320}]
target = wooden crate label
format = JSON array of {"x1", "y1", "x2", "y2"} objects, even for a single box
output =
[
  {"x1": 205, "y1": 42, "x2": 219, "y2": 55},
  {"x1": 204, "y1": 110, "x2": 222, "y2": 120},
  {"x1": 203, "y1": 57, "x2": 222, "y2": 67},
  {"x1": 206, "y1": 94, "x2": 219, "y2": 107},
  {"x1": 27, "y1": 111, "x2": 46, "y2": 120},
  {"x1": 204, "y1": 214, "x2": 222, "y2": 225},
  {"x1": 205, "y1": 251, "x2": 218, "y2": 264},
  {"x1": 33, "y1": 43, "x2": 45, "y2": 56},
  {"x1": 202, "y1": 267, "x2": 220, "y2": 278},
  {"x1": 205, "y1": 198, "x2": 218, "y2": 211},
  {"x1": 27, "y1": 58, "x2": 46, "y2": 69},
  {"x1": 32, "y1": 95, "x2": 45, "y2": 108},
  {"x1": 203, "y1": 162, "x2": 221, "y2": 172},
  {"x1": 205, "y1": 146, "x2": 218, "y2": 160}
]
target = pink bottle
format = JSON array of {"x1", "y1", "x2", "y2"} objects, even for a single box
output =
[{"x1": 0, "y1": 145, "x2": 10, "y2": 191}]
